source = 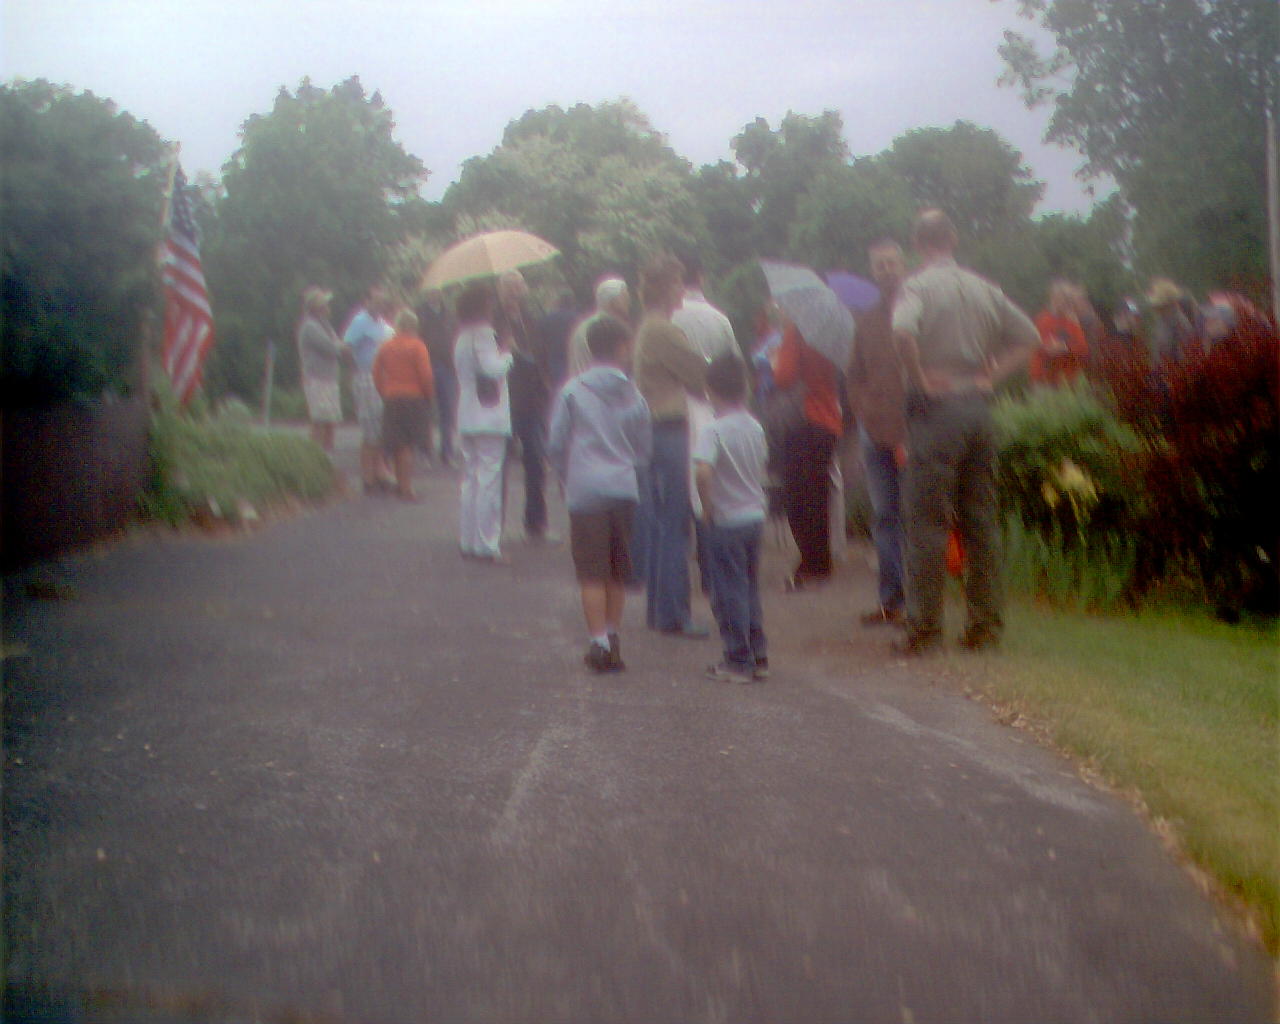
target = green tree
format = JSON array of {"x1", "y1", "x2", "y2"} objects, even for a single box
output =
[
  {"x1": 1, "y1": 80, "x2": 167, "y2": 404},
  {"x1": 1031, "y1": 196, "x2": 1134, "y2": 313},
  {"x1": 997, "y1": 0, "x2": 1277, "y2": 296},
  {"x1": 880, "y1": 120, "x2": 1045, "y2": 243},
  {"x1": 202, "y1": 76, "x2": 427, "y2": 400},
  {"x1": 729, "y1": 110, "x2": 849, "y2": 258},
  {"x1": 787, "y1": 158, "x2": 916, "y2": 272},
  {"x1": 688, "y1": 160, "x2": 758, "y2": 276},
  {"x1": 443, "y1": 100, "x2": 704, "y2": 296}
]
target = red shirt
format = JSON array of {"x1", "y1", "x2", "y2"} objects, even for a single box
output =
[
  {"x1": 1031, "y1": 312, "x2": 1088, "y2": 386},
  {"x1": 773, "y1": 324, "x2": 842, "y2": 437}
]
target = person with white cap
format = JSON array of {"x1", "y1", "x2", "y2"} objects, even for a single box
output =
[{"x1": 568, "y1": 276, "x2": 632, "y2": 377}]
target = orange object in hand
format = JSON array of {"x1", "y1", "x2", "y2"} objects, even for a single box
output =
[{"x1": 946, "y1": 528, "x2": 965, "y2": 577}]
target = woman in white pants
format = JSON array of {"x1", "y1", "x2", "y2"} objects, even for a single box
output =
[{"x1": 453, "y1": 282, "x2": 514, "y2": 561}]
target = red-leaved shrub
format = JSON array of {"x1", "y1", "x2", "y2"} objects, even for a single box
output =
[{"x1": 1095, "y1": 309, "x2": 1279, "y2": 616}]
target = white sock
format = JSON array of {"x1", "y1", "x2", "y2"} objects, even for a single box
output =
[{"x1": 591, "y1": 633, "x2": 611, "y2": 649}]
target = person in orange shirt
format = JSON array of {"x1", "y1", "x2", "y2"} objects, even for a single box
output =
[
  {"x1": 373, "y1": 308, "x2": 435, "y2": 501},
  {"x1": 1031, "y1": 280, "x2": 1089, "y2": 387},
  {"x1": 772, "y1": 319, "x2": 843, "y2": 589}
]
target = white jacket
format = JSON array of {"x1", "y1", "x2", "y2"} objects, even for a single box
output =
[{"x1": 453, "y1": 324, "x2": 514, "y2": 437}]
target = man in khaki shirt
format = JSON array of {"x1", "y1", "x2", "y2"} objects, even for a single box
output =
[{"x1": 890, "y1": 209, "x2": 1038, "y2": 655}]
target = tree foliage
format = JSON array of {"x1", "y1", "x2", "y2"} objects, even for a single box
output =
[
  {"x1": 1, "y1": 80, "x2": 167, "y2": 404},
  {"x1": 997, "y1": 0, "x2": 1277, "y2": 296},
  {"x1": 787, "y1": 158, "x2": 915, "y2": 273},
  {"x1": 1029, "y1": 196, "x2": 1133, "y2": 312},
  {"x1": 881, "y1": 120, "x2": 1045, "y2": 242},
  {"x1": 730, "y1": 110, "x2": 849, "y2": 258},
  {"x1": 202, "y1": 76, "x2": 427, "y2": 400},
  {"x1": 443, "y1": 100, "x2": 704, "y2": 297},
  {"x1": 688, "y1": 161, "x2": 758, "y2": 276}
]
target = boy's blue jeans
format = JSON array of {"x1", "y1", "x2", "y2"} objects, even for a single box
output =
[{"x1": 702, "y1": 520, "x2": 767, "y2": 672}]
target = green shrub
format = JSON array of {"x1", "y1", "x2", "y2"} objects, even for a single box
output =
[
  {"x1": 994, "y1": 381, "x2": 1148, "y2": 607},
  {"x1": 1001, "y1": 516, "x2": 1139, "y2": 611},
  {"x1": 142, "y1": 379, "x2": 336, "y2": 526},
  {"x1": 269, "y1": 387, "x2": 310, "y2": 423}
]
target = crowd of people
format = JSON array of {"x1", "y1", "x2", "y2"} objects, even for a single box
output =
[{"x1": 293, "y1": 206, "x2": 1264, "y2": 677}]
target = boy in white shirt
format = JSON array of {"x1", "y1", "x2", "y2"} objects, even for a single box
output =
[{"x1": 693, "y1": 353, "x2": 770, "y2": 683}]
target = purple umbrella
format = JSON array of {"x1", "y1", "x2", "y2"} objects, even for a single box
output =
[{"x1": 825, "y1": 271, "x2": 880, "y2": 313}]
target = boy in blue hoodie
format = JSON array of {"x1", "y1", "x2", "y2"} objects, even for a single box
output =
[{"x1": 547, "y1": 316, "x2": 653, "y2": 673}]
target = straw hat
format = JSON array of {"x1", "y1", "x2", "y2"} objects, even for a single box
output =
[
  {"x1": 302, "y1": 285, "x2": 333, "y2": 311},
  {"x1": 1145, "y1": 278, "x2": 1183, "y2": 308}
]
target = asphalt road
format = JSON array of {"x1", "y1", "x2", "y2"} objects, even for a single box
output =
[{"x1": 3, "y1": 427, "x2": 1273, "y2": 1023}]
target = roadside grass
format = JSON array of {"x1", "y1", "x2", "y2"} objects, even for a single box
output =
[
  {"x1": 141, "y1": 397, "x2": 337, "y2": 527},
  {"x1": 959, "y1": 600, "x2": 1279, "y2": 953}
]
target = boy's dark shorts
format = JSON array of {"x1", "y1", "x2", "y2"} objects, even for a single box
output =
[
  {"x1": 570, "y1": 501, "x2": 635, "y2": 583},
  {"x1": 382, "y1": 396, "x2": 429, "y2": 451}
]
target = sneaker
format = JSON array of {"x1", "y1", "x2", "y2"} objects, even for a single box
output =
[
  {"x1": 753, "y1": 658, "x2": 770, "y2": 681},
  {"x1": 584, "y1": 642, "x2": 619, "y2": 674},
  {"x1": 607, "y1": 632, "x2": 626, "y2": 671},
  {"x1": 957, "y1": 626, "x2": 1000, "y2": 652},
  {"x1": 705, "y1": 662, "x2": 754, "y2": 684},
  {"x1": 859, "y1": 605, "x2": 904, "y2": 627},
  {"x1": 889, "y1": 632, "x2": 943, "y2": 658}
]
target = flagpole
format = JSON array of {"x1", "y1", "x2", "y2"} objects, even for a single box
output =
[
  {"x1": 159, "y1": 143, "x2": 181, "y2": 233},
  {"x1": 1266, "y1": 103, "x2": 1278, "y2": 325}
]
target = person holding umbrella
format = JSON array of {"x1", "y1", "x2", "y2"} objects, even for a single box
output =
[
  {"x1": 496, "y1": 269, "x2": 552, "y2": 543},
  {"x1": 762, "y1": 263, "x2": 854, "y2": 591}
]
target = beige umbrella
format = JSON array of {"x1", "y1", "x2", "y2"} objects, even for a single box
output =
[{"x1": 422, "y1": 230, "x2": 559, "y2": 289}]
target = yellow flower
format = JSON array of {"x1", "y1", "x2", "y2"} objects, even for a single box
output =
[{"x1": 1055, "y1": 458, "x2": 1098, "y2": 503}]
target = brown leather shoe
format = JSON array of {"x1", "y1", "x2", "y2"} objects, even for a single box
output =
[
  {"x1": 890, "y1": 632, "x2": 943, "y2": 657},
  {"x1": 957, "y1": 626, "x2": 1000, "y2": 651}
]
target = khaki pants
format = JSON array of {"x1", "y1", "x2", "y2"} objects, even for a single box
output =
[{"x1": 902, "y1": 392, "x2": 1002, "y2": 642}]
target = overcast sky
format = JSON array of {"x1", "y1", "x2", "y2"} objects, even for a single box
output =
[{"x1": 2, "y1": 0, "x2": 1112, "y2": 216}]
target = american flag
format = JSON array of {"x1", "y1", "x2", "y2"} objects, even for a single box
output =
[{"x1": 161, "y1": 166, "x2": 214, "y2": 404}]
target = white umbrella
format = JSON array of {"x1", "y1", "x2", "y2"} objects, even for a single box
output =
[
  {"x1": 761, "y1": 260, "x2": 854, "y2": 367},
  {"x1": 422, "y1": 230, "x2": 559, "y2": 289}
]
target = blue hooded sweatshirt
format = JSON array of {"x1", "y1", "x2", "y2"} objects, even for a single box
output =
[{"x1": 547, "y1": 365, "x2": 652, "y2": 512}]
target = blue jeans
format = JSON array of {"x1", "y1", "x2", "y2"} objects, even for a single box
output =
[
  {"x1": 645, "y1": 421, "x2": 693, "y2": 631},
  {"x1": 703, "y1": 520, "x2": 767, "y2": 671},
  {"x1": 860, "y1": 425, "x2": 905, "y2": 611}
]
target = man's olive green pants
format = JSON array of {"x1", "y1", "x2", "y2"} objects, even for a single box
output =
[{"x1": 902, "y1": 392, "x2": 1003, "y2": 644}]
